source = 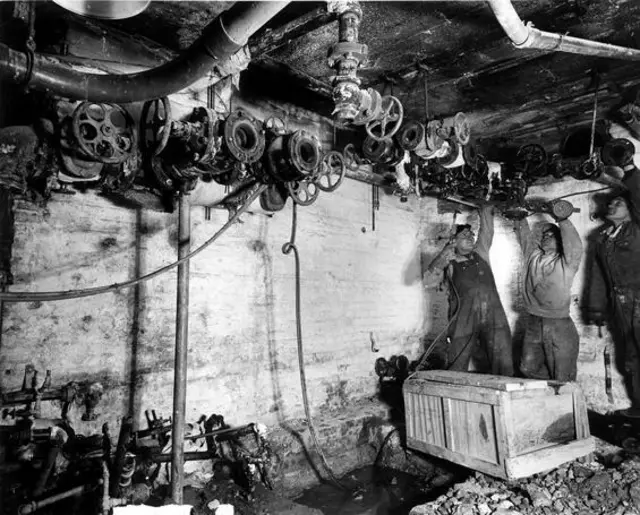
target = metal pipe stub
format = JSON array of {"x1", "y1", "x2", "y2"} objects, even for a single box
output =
[
  {"x1": 265, "y1": 130, "x2": 321, "y2": 182},
  {"x1": 396, "y1": 120, "x2": 425, "y2": 151},
  {"x1": 222, "y1": 110, "x2": 265, "y2": 164}
]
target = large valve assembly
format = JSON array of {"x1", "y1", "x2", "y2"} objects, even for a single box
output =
[{"x1": 44, "y1": 95, "x2": 347, "y2": 211}]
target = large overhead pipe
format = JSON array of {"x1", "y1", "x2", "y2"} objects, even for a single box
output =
[
  {"x1": 487, "y1": 0, "x2": 640, "y2": 60},
  {"x1": 0, "y1": 1, "x2": 290, "y2": 103}
]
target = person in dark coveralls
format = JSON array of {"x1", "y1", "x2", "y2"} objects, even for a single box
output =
[
  {"x1": 515, "y1": 212, "x2": 583, "y2": 381},
  {"x1": 588, "y1": 161, "x2": 640, "y2": 417},
  {"x1": 426, "y1": 205, "x2": 514, "y2": 376}
]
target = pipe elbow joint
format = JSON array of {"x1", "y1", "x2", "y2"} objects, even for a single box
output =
[{"x1": 200, "y1": 16, "x2": 244, "y2": 61}]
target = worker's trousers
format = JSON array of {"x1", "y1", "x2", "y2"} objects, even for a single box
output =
[
  {"x1": 519, "y1": 314, "x2": 579, "y2": 382},
  {"x1": 612, "y1": 290, "x2": 640, "y2": 409}
]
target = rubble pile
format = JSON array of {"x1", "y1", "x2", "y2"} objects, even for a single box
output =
[{"x1": 410, "y1": 454, "x2": 640, "y2": 515}]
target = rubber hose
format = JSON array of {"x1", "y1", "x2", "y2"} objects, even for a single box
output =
[{"x1": 282, "y1": 202, "x2": 348, "y2": 491}]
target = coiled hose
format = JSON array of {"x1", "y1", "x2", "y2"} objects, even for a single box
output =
[{"x1": 282, "y1": 202, "x2": 348, "y2": 491}]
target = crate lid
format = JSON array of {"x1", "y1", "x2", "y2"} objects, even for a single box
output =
[{"x1": 406, "y1": 370, "x2": 550, "y2": 391}]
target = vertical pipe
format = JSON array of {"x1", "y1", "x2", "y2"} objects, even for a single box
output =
[{"x1": 171, "y1": 193, "x2": 191, "y2": 504}]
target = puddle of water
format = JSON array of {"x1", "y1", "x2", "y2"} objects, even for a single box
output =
[{"x1": 294, "y1": 465, "x2": 453, "y2": 515}]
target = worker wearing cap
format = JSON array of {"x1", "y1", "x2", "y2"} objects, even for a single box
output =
[
  {"x1": 426, "y1": 205, "x2": 513, "y2": 376},
  {"x1": 588, "y1": 161, "x2": 640, "y2": 417},
  {"x1": 515, "y1": 207, "x2": 583, "y2": 382}
]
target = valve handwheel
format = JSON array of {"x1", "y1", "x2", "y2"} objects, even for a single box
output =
[
  {"x1": 140, "y1": 97, "x2": 173, "y2": 156},
  {"x1": 365, "y1": 95, "x2": 404, "y2": 142},
  {"x1": 343, "y1": 143, "x2": 361, "y2": 171},
  {"x1": 286, "y1": 179, "x2": 319, "y2": 206},
  {"x1": 516, "y1": 143, "x2": 547, "y2": 176},
  {"x1": 315, "y1": 151, "x2": 346, "y2": 192},
  {"x1": 72, "y1": 102, "x2": 136, "y2": 164},
  {"x1": 453, "y1": 112, "x2": 471, "y2": 146}
]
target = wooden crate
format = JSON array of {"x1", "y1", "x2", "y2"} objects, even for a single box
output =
[{"x1": 403, "y1": 371, "x2": 594, "y2": 479}]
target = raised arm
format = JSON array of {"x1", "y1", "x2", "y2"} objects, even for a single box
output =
[
  {"x1": 514, "y1": 218, "x2": 533, "y2": 258},
  {"x1": 423, "y1": 243, "x2": 455, "y2": 288},
  {"x1": 475, "y1": 204, "x2": 494, "y2": 262},
  {"x1": 558, "y1": 217, "x2": 583, "y2": 268}
]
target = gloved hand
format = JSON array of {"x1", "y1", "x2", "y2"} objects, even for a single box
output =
[{"x1": 587, "y1": 311, "x2": 607, "y2": 326}]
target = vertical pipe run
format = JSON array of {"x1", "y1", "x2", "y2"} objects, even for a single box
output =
[{"x1": 171, "y1": 194, "x2": 191, "y2": 504}]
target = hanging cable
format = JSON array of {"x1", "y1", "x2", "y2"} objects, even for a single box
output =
[
  {"x1": 282, "y1": 203, "x2": 349, "y2": 491},
  {"x1": 0, "y1": 185, "x2": 268, "y2": 302},
  {"x1": 589, "y1": 72, "x2": 600, "y2": 158}
]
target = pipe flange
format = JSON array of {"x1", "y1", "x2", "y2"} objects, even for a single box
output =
[
  {"x1": 453, "y1": 112, "x2": 471, "y2": 145},
  {"x1": 362, "y1": 135, "x2": 396, "y2": 163},
  {"x1": 223, "y1": 110, "x2": 265, "y2": 164},
  {"x1": 60, "y1": 149, "x2": 104, "y2": 180},
  {"x1": 437, "y1": 139, "x2": 461, "y2": 168},
  {"x1": 287, "y1": 130, "x2": 322, "y2": 178},
  {"x1": 426, "y1": 120, "x2": 445, "y2": 153},
  {"x1": 396, "y1": 120, "x2": 425, "y2": 151},
  {"x1": 327, "y1": 41, "x2": 368, "y2": 68},
  {"x1": 189, "y1": 107, "x2": 222, "y2": 164},
  {"x1": 602, "y1": 138, "x2": 635, "y2": 167},
  {"x1": 353, "y1": 88, "x2": 383, "y2": 126}
]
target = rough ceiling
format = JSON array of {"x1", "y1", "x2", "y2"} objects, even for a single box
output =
[{"x1": 41, "y1": 0, "x2": 640, "y2": 153}]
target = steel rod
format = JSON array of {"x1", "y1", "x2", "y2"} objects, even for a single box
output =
[{"x1": 170, "y1": 193, "x2": 191, "y2": 504}]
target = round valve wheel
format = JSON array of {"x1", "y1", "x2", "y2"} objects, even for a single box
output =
[
  {"x1": 453, "y1": 112, "x2": 471, "y2": 145},
  {"x1": 264, "y1": 116, "x2": 287, "y2": 136},
  {"x1": 343, "y1": 143, "x2": 362, "y2": 171},
  {"x1": 72, "y1": 102, "x2": 136, "y2": 164},
  {"x1": 140, "y1": 97, "x2": 172, "y2": 157},
  {"x1": 315, "y1": 151, "x2": 346, "y2": 192},
  {"x1": 516, "y1": 143, "x2": 547, "y2": 176},
  {"x1": 286, "y1": 179, "x2": 318, "y2": 206},
  {"x1": 223, "y1": 110, "x2": 265, "y2": 164},
  {"x1": 365, "y1": 95, "x2": 404, "y2": 142}
]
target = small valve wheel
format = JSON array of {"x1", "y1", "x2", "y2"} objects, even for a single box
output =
[
  {"x1": 140, "y1": 97, "x2": 172, "y2": 156},
  {"x1": 517, "y1": 143, "x2": 547, "y2": 176},
  {"x1": 365, "y1": 95, "x2": 404, "y2": 142},
  {"x1": 343, "y1": 143, "x2": 361, "y2": 171},
  {"x1": 286, "y1": 179, "x2": 319, "y2": 206},
  {"x1": 453, "y1": 112, "x2": 471, "y2": 145},
  {"x1": 72, "y1": 102, "x2": 136, "y2": 164},
  {"x1": 315, "y1": 151, "x2": 346, "y2": 192}
]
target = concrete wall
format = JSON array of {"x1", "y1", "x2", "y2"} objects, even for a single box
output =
[{"x1": 0, "y1": 175, "x2": 433, "y2": 432}]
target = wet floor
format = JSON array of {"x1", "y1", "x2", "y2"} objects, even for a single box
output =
[{"x1": 294, "y1": 465, "x2": 462, "y2": 515}]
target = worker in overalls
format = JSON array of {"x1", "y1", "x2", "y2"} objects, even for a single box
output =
[
  {"x1": 515, "y1": 211, "x2": 583, "y2": 382},
  {"x1": 588, "y1": 162, "x2": 640, "y2": 417},
  {"x1": 427, "y1": 205, "x2": 513, "y2": 376}
]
